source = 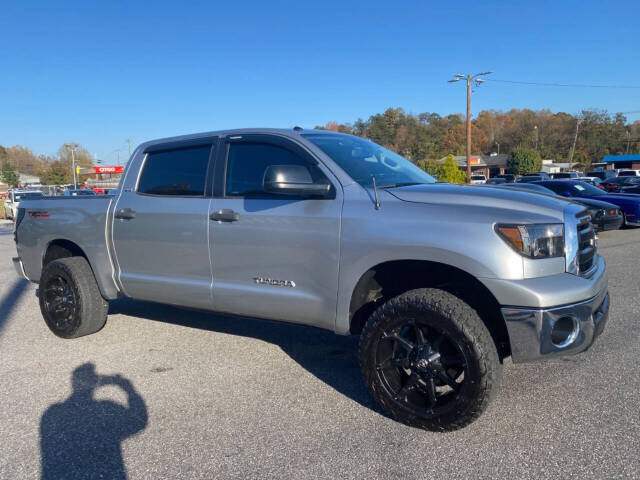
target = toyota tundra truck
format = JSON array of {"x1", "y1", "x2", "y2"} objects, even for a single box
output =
[{"x1": 12, "y1": 129, "x2": 609, "y2": 431}]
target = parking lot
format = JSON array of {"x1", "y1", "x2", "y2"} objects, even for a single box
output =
[{"x1": 0, "y1": 219, "x2": 638, "y2": 479}]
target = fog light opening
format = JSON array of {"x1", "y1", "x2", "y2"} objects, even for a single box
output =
[{"x1": 551, "y1": 316, "x2": 579, "y2": 348}]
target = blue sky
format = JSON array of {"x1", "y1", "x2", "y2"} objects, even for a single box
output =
[{"x1": 2, "y1": 0, "x2": 639, "y2": 162}]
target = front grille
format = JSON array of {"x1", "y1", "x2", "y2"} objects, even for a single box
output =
[{"x1": 577, "y1": 215, "x2": 596, "y2": 275}]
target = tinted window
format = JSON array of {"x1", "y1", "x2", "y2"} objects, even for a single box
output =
[
  {"x1": 225, "y1": 143, "x2": 327, "y2": 196},
  {"x1": 619, "y1": 171, "x2": 637, "y2": 176},
  {"x1": 138, "y1": 145, "x2": 211, "y2": 196},
  {"x1": 537, "y1": 182, "x2": 566, "y2": 195},
  {"x1": 13, "y1": 192, "x2": 43, "y2": 201}
]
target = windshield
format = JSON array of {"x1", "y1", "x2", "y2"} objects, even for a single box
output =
[
  {"x1": 471, "y1": 175, "x2": 485, "y2": 180},
  {"x1": 13, "y1": 192, "x2": 43, "y2": 201},
  {"x1": 567, "y1": 181, "x2": 604, "y2": 197},
  {"x1": 303, "y1": 134, "x2": 435, "y2": 188}
]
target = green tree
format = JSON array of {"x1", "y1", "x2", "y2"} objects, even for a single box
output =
[
  {"x1": 508, "y1": 148, "x2": 542, "y2": 175},
  {"x1": 1, "y1": 161, "x2": 20, "y2": 187},
  {"x1": 40, "y1": 161, "x2": 72, "y2": 185},
  {"x1": 437, "y1": 154, "x2": 466, "y2": 183}
]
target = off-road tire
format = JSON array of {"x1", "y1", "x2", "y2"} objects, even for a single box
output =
[
  {"x1": 39, "y1": 257, "x2": 108, "y2": 338},
  {"x1": 359, "y1": 288, "x2": 502, "y2": 431}
]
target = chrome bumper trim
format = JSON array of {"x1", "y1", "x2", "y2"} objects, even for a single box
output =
[{"x1": 502, "y1": 288, "x2": 610, "y2": 363}]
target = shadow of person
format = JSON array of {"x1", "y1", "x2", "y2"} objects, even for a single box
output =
[
  {"x1": 40, "y1": 363, "x2": 147, "y2": 480},
  {"x1": 109, "y1": 298, "x2": 381, "y2": 415}
]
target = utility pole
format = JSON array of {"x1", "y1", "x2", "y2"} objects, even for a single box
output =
[
  {"x1": 568, "y1": 117, "x2": 582, "y2": 165},
  {"x1": 448, "y1": 71, "x2": 492, "y2": 183},
  {"x1": 64, "y1": 143, "x2": 78, "y2": 189},
  {"x1": 125, "y1": 138, "x2": 132, "y2": 159},
  {"x1": 626, "y1": 131, "x2": 631, "y2": 154},
  {"x1": 496, "y1": 142, "x2": 500, "y2": 155},
  {"x1": 534, "y1": 125, "x2": 539, "y2": 150}
]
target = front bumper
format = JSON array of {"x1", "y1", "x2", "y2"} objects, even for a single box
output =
[
  {"x1": 12, "y1": 257, "x2": 28, "y2": 280},
  {"x1": 502, "y1": 288, "x2": 609, "y2": 363},
  {"x1": 595, "y1": 215, "x2": 623, "y2": 231}
]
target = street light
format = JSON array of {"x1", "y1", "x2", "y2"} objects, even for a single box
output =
[
  {"x1": 448, "y1": 71, "x2": 493, "y2": 183},
  {"x1": 534, "y1": 125, "x2": 538, "y2": 150}
]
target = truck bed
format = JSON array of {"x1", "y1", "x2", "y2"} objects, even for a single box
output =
[{"x1": 15, "y1": 195, "x2": 120, "y2": 299}]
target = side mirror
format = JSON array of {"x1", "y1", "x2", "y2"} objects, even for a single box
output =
[{"x1": 263, "y1": 165, "x2": 330, "y2": 196}]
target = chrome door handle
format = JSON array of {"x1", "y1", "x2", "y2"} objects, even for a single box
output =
[{"x1": 210, "y1": 209, "x2": 239, "y2": 222}]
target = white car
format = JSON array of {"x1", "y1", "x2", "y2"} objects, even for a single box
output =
[
  {"x1": 4, "y1": 190, "x2": 44, "y2": 220},
  {"x1": 617, "y1": 170, "x2": 640, "y2": 177},
  {"x1": 470, "y1": 174, "x2": 487, "y2": 184}
]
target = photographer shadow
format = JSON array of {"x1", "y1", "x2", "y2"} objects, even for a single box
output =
[{"x1": 40, "y1": 363, "x2": 147, "y2": 480}]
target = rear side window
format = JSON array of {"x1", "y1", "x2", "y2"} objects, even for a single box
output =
[
  {"x1": 225, "y1": 143, "x2": 327, "y2": 197},
  {"x1": 138, "y1": 145, "x2": 211, "y2": 196}
]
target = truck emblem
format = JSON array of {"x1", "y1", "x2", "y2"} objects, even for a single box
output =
[{"x1": 253, "y1": 277, "x2": 296, "y2": 288}]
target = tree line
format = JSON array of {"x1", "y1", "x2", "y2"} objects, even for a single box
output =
[
  {"x1": 0, "y1": 143, "x2": 95, "y2": 186},
  {"x1": 317, "y1": 108, "x2": 640, "y2": 170}
]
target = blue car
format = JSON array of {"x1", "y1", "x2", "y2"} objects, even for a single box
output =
[{"x1": 534, "y1": 180, "x2": 640, "y2": 227}]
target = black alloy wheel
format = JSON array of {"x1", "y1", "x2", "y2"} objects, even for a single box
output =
[
  {"x1": 42, "y1": 275, "x2": 80, "y2": 336},
  {"x1": 375, "y1": 319, "x2": 468, "y2": 416}
]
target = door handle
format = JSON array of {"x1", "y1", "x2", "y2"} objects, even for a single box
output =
[
  {"x1": 210, "y1": 209, "x2": 239, "y2": 222},
  {"x1": 114, "y1": 208, "x2": 136, "y2": 220}
]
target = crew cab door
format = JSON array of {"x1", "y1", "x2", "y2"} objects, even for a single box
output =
[
  {"x1": 208, "y1": 135, "x2": 342, "y2": 330},
  {"x1": 111, "y1": 140, "x2": 216, "y2": 309}
]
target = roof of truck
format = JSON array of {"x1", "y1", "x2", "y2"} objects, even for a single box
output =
[{"x1": 136, "y1": 128, "x2": 339, "y2": 152}]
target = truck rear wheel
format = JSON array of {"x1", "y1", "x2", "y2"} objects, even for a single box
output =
[
  {"x1": 39, "y1": 257, "x2": 108, "y2": 339},
  {"x1": 359, "y1": 288, "x2": 501, "y2": 431}
]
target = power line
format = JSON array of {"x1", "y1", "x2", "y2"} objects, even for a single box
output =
[{"x1": 487, "y1": 79, "x2": 640, "y2": 89}]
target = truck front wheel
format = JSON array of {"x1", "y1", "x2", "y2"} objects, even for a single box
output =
[
  {"x1": 39, "y1": 257, "x2": 108, "y2": 339},
  {"x1": 359, "y1": 288, "x2": 502, "y2": 431}
]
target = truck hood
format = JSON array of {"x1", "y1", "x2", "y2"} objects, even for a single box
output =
[{"x1": 386, "y1": 184, "x2": 571, "y2": 220}]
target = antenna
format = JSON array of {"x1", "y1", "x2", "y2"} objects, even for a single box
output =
[{"x1": 371, "y1": 176, "x2": 381, "y2": 210}]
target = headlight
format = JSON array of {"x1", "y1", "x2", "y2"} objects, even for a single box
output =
[
  {"x1": 495, "y1": 223, "x2": 564, "y2": 258},
  {"x1": 590, "y1": 208, "x2": 605, "y2": 220}
]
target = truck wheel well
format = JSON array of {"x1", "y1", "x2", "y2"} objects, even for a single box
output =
[
  {"x1": 43, "y1": 240, "x2": 88, "y2": 268},
  {"x1": 349, "y1": 260, "x2": 511, "y2": 359}
]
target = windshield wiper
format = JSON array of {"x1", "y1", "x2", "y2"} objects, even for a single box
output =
[{"x1": 378, "y1": 182, "x2": 425, "y2": 189}]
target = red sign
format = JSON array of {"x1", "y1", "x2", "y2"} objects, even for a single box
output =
[{"x1": 94, "y1": 166, "x2": 124, "y2": 174}]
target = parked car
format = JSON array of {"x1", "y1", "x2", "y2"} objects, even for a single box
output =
[
  {"x1": 522, "y1": 172, "x2": 551, "y2": 180},
  {"x1": 485, "y1": 177, "x2": 506, "y2": 185},
  {"x1": 586, "y1": 170, "x2": 617, "y2": 181},
  {"x1": 551, "y1": 172, "x2": 581, "y2": 179},
  {"x1": 470, "y1": 174, "x2": 486, "y2": 184},
  {"x1": 494, "y1": 174, "x2": 516, "y2": 183},
  {"x1": 64, "y1": 189, "x2": 96, "y2": 196},
  {"x1": 4, "y1": 190, "x2": 44, "y2": 220},
  {"x1": 515, "y1": 175, "x2": 544, "y2": 183},
  {"x1": 489, "y1": 184, "x2": 623, "y2": 231},
  {"x1": 601, "y1": 177, "x2": 629, "y2": 192},
  {"x1": 534, "y1": 180, "x2": 640, "y2": 227},
  {"x1": 617, "y1": 170, "x2": 640, "y2": 177},
  {"x1": 602, "y1": 176, "x2": 640, "y2": 194},
  {"x1": 12, "y1": 128, "x2": 610, "y2": 431}
]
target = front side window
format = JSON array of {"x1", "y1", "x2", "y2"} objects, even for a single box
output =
[
  {"x1": 225, "y1": 143, "x2": 328, "y2": 197},
  {"x1": 137, "y1": 145, "x2": 211, "y2": 196},
  {"x1": 303, "y1": 133, "x2": 435, "y2": 188}
]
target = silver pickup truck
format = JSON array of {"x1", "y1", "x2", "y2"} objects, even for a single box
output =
[{"x1": 12, "y1": 129, "x2": 609, "y2": 431}]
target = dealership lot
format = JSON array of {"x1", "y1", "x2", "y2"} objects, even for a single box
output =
[{"x1": 0, "y1": 220, "x2": 638, "y2": 479}]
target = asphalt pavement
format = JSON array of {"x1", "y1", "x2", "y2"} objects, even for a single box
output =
[{"x1": 0, "y1": 219, "x2": 638, "y2": 479}]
